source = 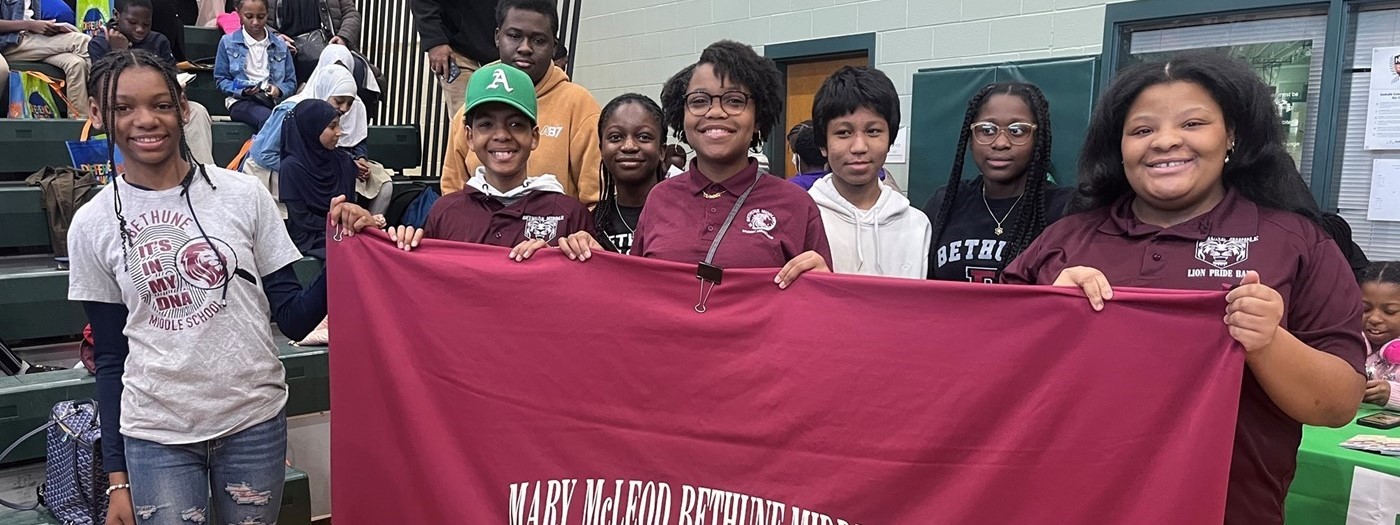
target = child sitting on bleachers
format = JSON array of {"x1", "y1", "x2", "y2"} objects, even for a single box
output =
[
  {"x1": 387, "y1": 63, "x2": 592, "y2": 258},
  {"x1": 214, "y1": 0, "x2": 294, "y2": 131},
  {"x1": 241, "y1": 65, "x2": 355, "y2": 208},
  {"x1": 279, "y1": 98, "x2": 357, "y2": 259},
  {"x1": 87, "y1": 0, "x2": 214, "y2": 164},
  {"x1": 0, "y1": 0, "x2": 91, "y2": 118}
]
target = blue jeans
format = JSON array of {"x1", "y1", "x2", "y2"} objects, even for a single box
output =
[
  {"x1": 124, "y1": 412, "x2": 287, "y2": 525},
  {"x1": 228, "y1": 100, "x2": 274, "y2": 133}
]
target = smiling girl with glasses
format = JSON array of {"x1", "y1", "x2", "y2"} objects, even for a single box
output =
[
  {"x1": 556, "y1": 40, "x2": 831, "y2": 293},
  {"x1": 921, "y1": 83, "x2": 1074, "y2": 283}
]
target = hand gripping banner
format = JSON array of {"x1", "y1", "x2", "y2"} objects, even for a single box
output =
[{"x1": 329, "y1": 232, "x2": 1243, "y2": 524}]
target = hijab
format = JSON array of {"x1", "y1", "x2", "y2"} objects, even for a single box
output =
[
  {"x1": 309, "y1": 44, "x2": 371, "y2": 146},
  {"x1": 279, "y1": 98, "x2": 356, "y2": 209}
]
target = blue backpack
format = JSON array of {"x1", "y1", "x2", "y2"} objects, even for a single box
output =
[
  {"x1": 0, "y1": 400, "x2": 109, "y2": 524},
  {"x1": 400, "y1": 186, "x2": 440, "y2": 229}
]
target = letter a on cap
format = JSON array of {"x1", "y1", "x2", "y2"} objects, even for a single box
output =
[{"x1": 487, "y1": 68, "x2": 514, "y2": 92}]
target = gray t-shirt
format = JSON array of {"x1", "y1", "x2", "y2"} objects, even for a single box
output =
[{"x1": 67, "y1": 166, "x2": 303, "y2": 445}]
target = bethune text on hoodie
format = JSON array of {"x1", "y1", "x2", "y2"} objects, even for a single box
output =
[
  {"x1": 809, "y1": 174, "x2": 932, "y2": 279},
  {"x1": 441, "y1": 64, "x2": 603, "y2": 207},
  {"x1": 424, "y1": 168, "x2": 595, "y2": 247}
]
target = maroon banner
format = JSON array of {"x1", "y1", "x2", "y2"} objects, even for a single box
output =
[{"x1": 328, "y1": 231, "x2": 1244, "y2": 524}]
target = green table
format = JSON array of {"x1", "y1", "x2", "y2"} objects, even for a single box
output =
[{"x1": 1286, "y1": 408, "x2": 1400, "y2": 524}]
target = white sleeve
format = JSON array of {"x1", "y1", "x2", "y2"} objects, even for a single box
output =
[{"x1": 66, "y1": 201, "x2": 124, "y2": 304}]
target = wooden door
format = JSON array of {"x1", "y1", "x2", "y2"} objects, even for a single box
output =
[{"x1": 782, "y1": 54, "x2": 869, "y2": 179}]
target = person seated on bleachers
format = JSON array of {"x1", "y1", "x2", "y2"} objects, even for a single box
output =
[
  {"x1": 214, "y1": 0, "x2": 294, "y2": 132},
  {"x1": 87, "y1": 0, "x2": 214, "y2": 164},
  {"x1": 242, "y1": 64, "x2": 355, "y2": 206},
  {"x1": 261, "y1": 0, "x2": 361, "y2": 82},
  {"x1": 440, "y1": 0, "x2": 602, "y2": 207},
  {"x1": 0, "y1": 0, "x2": 90, "y2": 118},
  {"x1": 279, "y1": 98, "x2": 356, "y2": 259}
]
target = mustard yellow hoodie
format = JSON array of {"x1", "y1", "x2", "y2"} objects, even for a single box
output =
[{"x1": 441, "y1": 64, "x2": 603, "y2": 206}]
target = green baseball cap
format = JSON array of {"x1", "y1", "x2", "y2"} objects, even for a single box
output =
[{"x1": 464, "y1": 63, "x2": 538, "y2": 123}]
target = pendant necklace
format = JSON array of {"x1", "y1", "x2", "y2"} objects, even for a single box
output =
[{"x1": 982, "y1": 184, "x2": 1025, "y2": 236}]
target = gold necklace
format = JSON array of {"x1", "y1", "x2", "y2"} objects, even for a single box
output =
[
  {"x1": 982, "y1": 185, "x2": 1024, "y2": 236},
  {"x1": 703, "y1": 190, "x2": 724, "y2": 199}
]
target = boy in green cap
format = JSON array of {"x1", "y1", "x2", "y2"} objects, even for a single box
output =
[{"x1": 389, "y1": 63, "x2": 593, "y2": 260}]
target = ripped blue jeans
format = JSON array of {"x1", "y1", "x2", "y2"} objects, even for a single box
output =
[{"x1": 124, "y1": 412, "x2": 287, "y2": 525}]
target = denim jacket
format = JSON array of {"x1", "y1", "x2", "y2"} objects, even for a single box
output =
[
  {"x1": 0, "y1": 0, "x2": 25, "y2": 50},
  {"x1": 213, "y1": 30, "x2": 296, "y2": 101}
]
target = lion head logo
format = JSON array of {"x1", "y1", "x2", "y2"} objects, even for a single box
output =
[
  {"x1": 1195, "y1": 237, "x2": 1252, "y2": 269},
  {"x1": 523, "y1": 215, "x2": 564, "y2": 242},
  {"x1": 176, "y1": 240, "x2": 229, "y2": 290}
]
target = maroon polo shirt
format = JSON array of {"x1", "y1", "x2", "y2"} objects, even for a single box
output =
[
  {"x1": 1003, "y1": 188, "x2": 1365, "y2": 525},
  {"x1": 423, "y1": 187, "x2": 595, "y2": 248},
  {"x1": 631, "y1": 160, "x2": 832, "y2": 269}
]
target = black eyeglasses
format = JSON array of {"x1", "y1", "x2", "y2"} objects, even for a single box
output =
[
  {"x1": 969, "y1": 121, "x2": 1038, "y2": 145},
  {"x1": 685, "y1": 90, "x2": 750, "y2": 116}
]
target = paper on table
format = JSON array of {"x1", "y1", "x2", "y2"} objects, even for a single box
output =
[
  {"x1": 1369, "y1": 160, "x2": 1400, "y2": 222},
  {"x1": 1346, "y1": 466, "x2": 1400, "y2": 525}
]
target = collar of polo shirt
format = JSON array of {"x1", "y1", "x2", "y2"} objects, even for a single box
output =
[{"x1": 1096, "y1": 187, "x2": 1260, "y2": 240}]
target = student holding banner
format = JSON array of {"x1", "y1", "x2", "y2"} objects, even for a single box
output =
[
  {"x1": 923, "y1": 82, "x2": 1072, "y2": 283},
  {"x1": 807, "y1": 66, "x2": 930, "y2": 279},
  {"x1": 590, "y1": 93, "x2": 668, "y2": 255},
  {"x1": 1002, "y1": 53, "x2": 1365, "y2": 525},
  {"x1": 559, "y1": 40, "x2": 832, "y2": 291},
  {"x1": 67, "y1": 50, "x2": 374, "y2": 525}
]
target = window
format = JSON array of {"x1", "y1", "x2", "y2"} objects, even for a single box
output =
[{"x1": 1332, "y1": 5, "x2": 1400, "y2": 259}]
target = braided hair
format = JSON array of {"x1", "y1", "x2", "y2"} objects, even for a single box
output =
[
  {"x1": 929, "y1": 83, "x2": 1054, "y2": 273},
  {"x1": 90, "y1": 51, "x2": 211, "y2": 255},
  {"x1": 90, "y1": 50, "x2": 232, "y2": 306},
  {"x1": 1362, "y1": 261, "x2": 1400, "y2": 287},
  {"x1": 593, "y1": 93, "x2": 666, "y2": 247}
]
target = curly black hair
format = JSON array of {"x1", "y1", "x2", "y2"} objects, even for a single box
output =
[
  {"x1": 1077, "y1": 52, "x2": 1319, "y2": 222},
  {"x1": 660, "y1": 40, "x2": 784, "y2": 150}
]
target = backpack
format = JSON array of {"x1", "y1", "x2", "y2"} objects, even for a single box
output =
[
  {"x1": 0, "y1": 400, "x2": 109, "y2": 524},
  {"x1": 400, "y1": 186, "x2": 439, "y2": 229}
]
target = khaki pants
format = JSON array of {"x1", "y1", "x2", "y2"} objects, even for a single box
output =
[
  {"x1": 433, "y1": 50, "x2": 479, "y2": 118},
  {"x1": 0, "y1": 32, "x2": 91, "y2": 118},
  {"x1": 184, "y1": 101, "x2": 214, "y2": 165}
]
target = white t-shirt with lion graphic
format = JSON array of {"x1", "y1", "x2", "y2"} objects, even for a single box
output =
[{"x1": 68, "y1": 165, "x2": 301, "y2": 445}]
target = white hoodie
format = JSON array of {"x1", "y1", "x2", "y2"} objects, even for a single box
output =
[
  {"x1": 809, "y1": 174, "x2": 932, "y2": 279},
  {"x1": 466, "y1": 167, "x2": 566, "y2": 201}
]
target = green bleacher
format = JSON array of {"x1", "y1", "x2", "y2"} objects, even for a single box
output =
[{"x1": 0, "y1": 26, "x2": 424, "y2": 520}]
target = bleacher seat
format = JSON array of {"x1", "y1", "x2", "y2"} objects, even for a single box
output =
[
  {"x1": 0, "y1": 254, "x2": 322, "y2": 343},
  {"x1": 182, "y1": 26, "x2": 223, "y2": 62},
  {"x1": 0, "y1": 342, "x2": 329, "y2": 467},
  {"x1": 368, "y1": 126, "x2": 422, "y2": 175},
  {"x1": 0, "y1": 186, "x2": 52, "y2": 253},
  {"x1": 0, "y1": 466, "x2": 313, "y2": 525},
  {"x1": 0, "y1": 120, "x2": 86, "y2": 178}
]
